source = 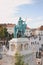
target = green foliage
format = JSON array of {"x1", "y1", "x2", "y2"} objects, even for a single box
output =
[
  {"x1": 0, "y1": 27, "x2": 5, "y2": 38},
  {"x1": 0, "y1": 26, "x2": 8, "y2": 39},
  {"x1": 4, "y1": 28, "x2": 8, "y2": 37},
  {"x1": 15, "y1": 52, "x2": 24, "y2": 65}
]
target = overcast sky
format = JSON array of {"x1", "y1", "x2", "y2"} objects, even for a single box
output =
[{"x1": 0, "y1": 0, "x2": 43, "y2": 28}]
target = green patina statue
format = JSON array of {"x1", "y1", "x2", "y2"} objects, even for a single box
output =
[{"x1": 14, "y1": 17, "x2": 27, "y2": 38}]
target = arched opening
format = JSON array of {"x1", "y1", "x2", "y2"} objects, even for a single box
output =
[
  {"x1": 24, "y1": 43, "x2": 28, "y2": 50},
  {"x1": 11, "y1": 44, "x2": 15, "y2": 51}
]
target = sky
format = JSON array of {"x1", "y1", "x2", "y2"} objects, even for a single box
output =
[{"x1": 0, "y1": 0, "x2": 43, "y2": 28}]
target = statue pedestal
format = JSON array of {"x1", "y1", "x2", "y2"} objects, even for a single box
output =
[
  {"x1": 6, "y1": 38, "x2": 34, "y2": 65},
  {"x1": 7, "y1": 38, "x2": 33, "y2": 56}
]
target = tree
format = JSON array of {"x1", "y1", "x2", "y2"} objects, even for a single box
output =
[
  {"x1": 14, "y1": 52, "x2": 24, "y2": 65},
  {"x1": 12, "y1": 33, "x2": 14, "y2": 38},
  {"x1": 3, "y1": 28, "x2": 8, "y2": 38},
  {"x1": 0, "y1": 26, "x2": 9, "y2": 45},
  {"x1": 0, "y1": 26, "x2": 5, "y2": 39},
  {"x1": 0, "y1": 27, "x2": 9, "y2": 39}
]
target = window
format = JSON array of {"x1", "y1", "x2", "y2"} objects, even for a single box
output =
[
  {"x1": 19, "y1": 44, "x2": 23, "y2": 51},
  {"x1": 24, "y1": 43, "x2": 28, "y2": 50}
]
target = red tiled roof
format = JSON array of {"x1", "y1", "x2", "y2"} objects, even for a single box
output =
[
  {"x1": 26, "y1": 27, "x2": 30, "y2": 29},
  {"x1": 6, "y1": 24, "x2": 15, "y2": 27},
  {"x1": 38, "y1": 25, "x2": 43, "y2": 30}
]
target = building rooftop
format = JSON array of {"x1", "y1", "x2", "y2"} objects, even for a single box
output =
[
  {"x1": 26, "y1": 27, "x2": 30, "y2": 29},
  {"x1": 6, "y1": 24, "x2": 15, "y2": 27},
  {"x1": 38, "y1": 25, "x2": 43, "y2": 30}
]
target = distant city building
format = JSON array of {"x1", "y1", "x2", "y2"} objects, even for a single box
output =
[
  {"x1": 32, "y1": 26, "x2": 43, "y2": 36},
  {"x1": 6, "y1": 24, "x2": 15, "y2": 34},
  {"x1": 0, "y1": 24, "x2": 16, "y2": 34},
  {"x1": 0, "y1": 24, "x2": 6, "y2": 28},
  {"x1": 25, "y1": 28, "x2": 38, "y2": 36},
  {"x1": 37, "y1": 25, "x2": 43, "y2": 35},
  {"x1": 25, "y1": 25, "x2": 43, "y2": 36},
  {"x1": 25, "y1": 27, "x2": 30, "y2": 36}
]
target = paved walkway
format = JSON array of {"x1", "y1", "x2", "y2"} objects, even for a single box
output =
[{"x1": 0, "y1": 52, "x2": 43, "y2": 65}]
